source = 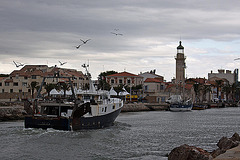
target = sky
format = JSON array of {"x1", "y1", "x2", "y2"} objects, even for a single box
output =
[{"x1": 1, "y1": 0, "x2": 240, "y2": 81}]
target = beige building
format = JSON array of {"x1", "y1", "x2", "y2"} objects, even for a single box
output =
[
  {"x1": 208, "y1": 69, "x2": 238, "y2": 85},
  {"x1": 0, "y1": 65, "x2": 87, "y2": 101},
  {"x1": 138, "y1": 71, "x2": 164, "y2": 82},
  {"x1": 106, "y1": 71, "x2": 143, "y2": 87},
  {"x1": 143, "y1": 78, "x2": 168, "y2": 103}
]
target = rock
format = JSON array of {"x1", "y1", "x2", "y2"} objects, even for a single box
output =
[
  {"x1": 168, "y1": 144, "x2": 213, "y2": 160},
  {"x1": 211, "y1": 148, "x2": 226, "y2": 158},
  {"x1": 211, "y1": 133, "x2": 240, "y2": 158},
  {"x1": 217, "y1": 137, "x2": 238, "y2": 150},
  {"x1": 230, "y1": 132, "x2": 240, "y2": 142}
]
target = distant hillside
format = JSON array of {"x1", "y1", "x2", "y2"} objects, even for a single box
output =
[{"x1": 0, "y1": 74, "x2": 9, "y2": 77}]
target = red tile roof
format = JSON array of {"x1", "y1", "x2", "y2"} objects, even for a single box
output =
[
  {"x1": 185, "y1": 83, "x2": 193, "y2": 90},
  {"x1": 107, "y1": 71, "x2": 142, "y2": 77},
  {"x1": 0, "y1": 77, "x2": 6, "y2": 81},
  {"x1": 144, "y1": 78, "x2": 162, "y2": 83}
]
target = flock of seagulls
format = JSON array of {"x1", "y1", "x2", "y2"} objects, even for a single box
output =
[
  {"x1": 12, "y1": 28, "x2": 123, "y2": 68},
  {"x1": 75, "y1": 39, "x2": 91, "y2": 49},
  {"x1": 111, "y1": 28, "x2": 123, "y2": 36},
  {"x1": 75, "y1": 29, "x2": 123, "y2": 49}
]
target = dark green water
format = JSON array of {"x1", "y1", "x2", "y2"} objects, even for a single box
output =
[{"x1": 1, "y1": 107, "x2": 240, "y2": 160}]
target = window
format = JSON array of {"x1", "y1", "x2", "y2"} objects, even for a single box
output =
[
  {"x1": 22, "y1": 82, "x2": 27, "y2": 86},
  {"x1": 24, "y1": 76, "x2": 28, "y2": 80},
  {"x1": 161, "y1": 97, "x2": 166, "y2": 102},
  {"x1": 111, "y1": 79, "x2": 114, "y2": 84},
  {"x1": 5, "y1": 82, "x2": 9, "y2": 86},
  {"x1": 160, "y1": 85, "x2": 164, "y2": 90},
  {"x1": 145, "y1": 85, "x2": 148, "y2": 91},
  {"x1": 2, "y1": 89, "x2": 4, "y2": 93},
  {"x1": 0, "y1": 82, "x2": 2, "y2": 86},
  {"x1": 10, "y1": 89, "x2": 13, "y2": 93},
  {"x1": 127, "y1": 79, "x2": 131, "y2": 84},
  {"x1": 19, "y1": 90, "x2": 22, "y2": 93},
  {"x1": 119, "y1": 79, "x2": 123, "y2": 84},
  {"x1": 13, "y1": 82, "x2": 18, "y2": 86},
  {"x1": 32, "y1": 75, "x2": 37, "y2": 79}
]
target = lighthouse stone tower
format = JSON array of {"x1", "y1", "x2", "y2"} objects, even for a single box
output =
[{"x1": 175, "y1": 41, "x2": 186, "y2": 84}]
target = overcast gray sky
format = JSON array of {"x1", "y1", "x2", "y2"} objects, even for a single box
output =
[{"x1": 1, "y1": 0, "x2": 240, "y2": 81}]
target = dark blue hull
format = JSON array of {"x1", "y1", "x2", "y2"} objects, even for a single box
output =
[
  {"x1": 25, "y1": 116, "x2": 71, "y2": 131},
  {"x1": 72, "y1": 107, "x2": 122, "y2": 130},
  {"x1": 24, "y1": 107, "x2": 122, "y2": 131}
]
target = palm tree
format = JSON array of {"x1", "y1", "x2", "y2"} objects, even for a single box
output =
[
  {"x1": 222, "y1": 82, "x2": 231, "y2": 101},
  {"x1": 215, "y1": 80, "x2": 223, "y2": 100},
  {"x1": 193, "y1": 83, "x2": 201, "y2": 103},
  {"x1": 58, "y1": 82, "x2": 69, "y2": 97},
  {"x1": 30, "y1": 81, "x2": 38, "y2": 99},
  {"x1": 44, "y1": 83, "x2": 56, "y2": 97},
  {"x1": 202, "y1": 84, "x2": 212, "y2": 103}
]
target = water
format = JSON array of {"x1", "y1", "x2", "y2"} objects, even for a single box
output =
[{"x1": 1, "y1": 107, "x2": 240, "y2": 160}]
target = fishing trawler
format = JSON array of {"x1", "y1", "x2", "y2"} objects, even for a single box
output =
[{"x1": 24, "y1": 64, "x2": 123, "y2": 131}]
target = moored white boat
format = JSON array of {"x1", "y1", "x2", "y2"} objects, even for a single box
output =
[{"x1": 167, "y1": 95, "x2": 193, "y2": 112}]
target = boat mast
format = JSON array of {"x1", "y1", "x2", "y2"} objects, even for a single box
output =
[{"x1": 82, "y1": 63, "x2": 94, "y2": 92}]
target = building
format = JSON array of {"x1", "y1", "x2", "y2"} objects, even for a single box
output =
[
  {"x1": 0, "y1": 65, "x2": 87, "y2": 101},
  {"x1": 106, "y1": 71, "x2": 143, "y2": 87},
  {"x1": 143, "y1": 78, "x2": 168, "y2": 103},
  {"x1": 208, "y1": 69, "x2": 238, "y2": 85},
  {"x1": 175, "y1": 41, "x2": 186, "y2": 84},
  {"x1": 138, "y1": 71, "x2": 164, "y2": 82}
]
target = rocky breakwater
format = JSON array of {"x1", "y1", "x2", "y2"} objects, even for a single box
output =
[
  {"x1": 168, "y1": 133, "x2": 240, "y2": 160},
  {"x1": 122, "y1": 103, "x2": 169, "y2": 112},
  {"x1": 0, "y1": 106, "x2": 26, "y2": 121}
]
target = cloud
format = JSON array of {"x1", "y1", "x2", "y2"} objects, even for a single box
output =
[{"x1": 1, "y1": 0, "x2": 240, "y2": 81}]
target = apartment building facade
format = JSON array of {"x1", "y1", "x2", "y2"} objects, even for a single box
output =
[
  {"x1": 0, "y1": 65, "x2": 87, "y2": 100},
  {"x1": 106, "y1": 71, "x2": 144, "y2": 87}
]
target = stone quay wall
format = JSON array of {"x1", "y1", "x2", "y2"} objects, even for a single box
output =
[{"x1": 122, "y1": 103, "x2": 169, "y2": 112}]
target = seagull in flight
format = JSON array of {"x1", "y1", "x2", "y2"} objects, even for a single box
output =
[
  {"x1": 13, "y1": 61, "x2": 24, "y2": 67},
  {"x1": 111, "y1": 32, "x2": 123, "y2": 36},
  {"x1": 75, "y1": 44, "x2": 82, "y2": 49},
  {"x1": 234, "y1": 58, "x2": 240, "y2": 61},
  {"x1": 59, "y1": 61, "x2": 67, "y2": 66},
  {"x1": 80, "y1": 39, "x2": 91, "y2": 44}
]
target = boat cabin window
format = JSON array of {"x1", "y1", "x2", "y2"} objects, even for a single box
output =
[{"x1": 43, "y1": 106, "x2": 59, "y2": 116}]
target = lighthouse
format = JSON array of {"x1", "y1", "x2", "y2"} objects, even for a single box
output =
[{"x1": 175, "y1": 41, "x2": 186, "y2": 84}]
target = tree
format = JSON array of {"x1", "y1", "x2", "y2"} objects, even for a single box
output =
[
  {"x1": 97, "y1": 70, "x2": 117, "y2": 90},
  {"x1": 44, "y1": 83, "x2": 56, "y2": 97},
  {"x1": 222, "y1": 82, "x2": 231, "y2": 101},
  {"x1": 58, "y1": 82, "x2": 69, "y2": 97},
  {"x1": 30, "y1": 81, "x2": 38, "y2": 98},
  {"x1": 202, "y1": 84, "x2": 212, "y2": 102},
  {"x1": 193, "y1": 83, "x2": 201, "y2": 103},
  {"x1": 114, "y1": 84, "x2": 125, "y2": 95},
  {"x1": 215, "y1": 80, "x2": 223, "y2": 100}
]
